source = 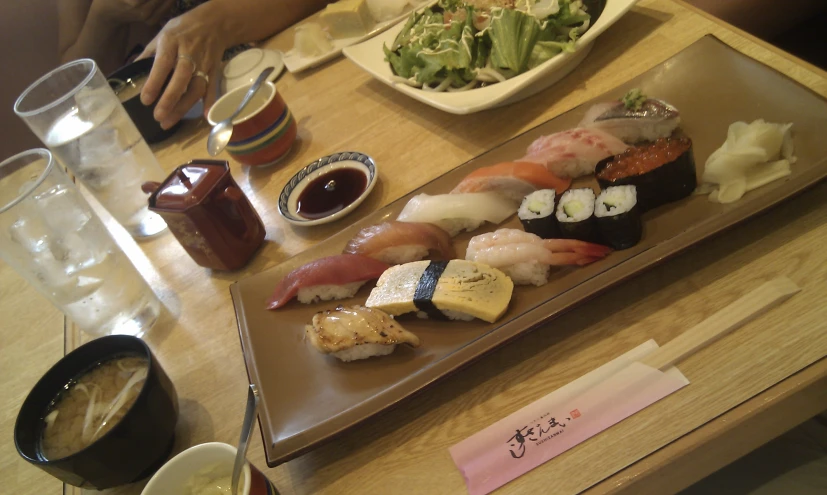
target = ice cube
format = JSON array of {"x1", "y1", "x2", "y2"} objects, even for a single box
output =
[
  {"x1": 34, "y1": 185, "x2": 91, "y2": 233},
  {"x1": 50, "y1": 231, "x2": 108, "y2": 275},
  {"x1": 9, "y1": 218, "x2": 50, "y2": 254}
]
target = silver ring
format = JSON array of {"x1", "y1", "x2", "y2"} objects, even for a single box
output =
[
  {"x1": 193, "y1": 70, "x2": 210, "y2": 84},
  {"x1": 177, "y1": 54, "x2": 197, "y2": 72}
]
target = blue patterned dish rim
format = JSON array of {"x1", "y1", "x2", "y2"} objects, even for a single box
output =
[{"x1": 278, "y1": 151, "x2": 378, "y2": 225}]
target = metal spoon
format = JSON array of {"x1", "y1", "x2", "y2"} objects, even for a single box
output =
[
  {"x1": 231, "y1": 383, "x2": 260, "y2": 495},
  {"x1": 207, "y1": 67, "x2": 275, "y2": 156}
]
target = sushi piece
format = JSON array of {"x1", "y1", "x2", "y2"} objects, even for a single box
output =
[
  {"x1": 700, "y1": 120, "x2": 795, "y2": 204},
  {"x1": 343, "y1": 221, "x2": 456, "y2": 265},
  {"x1": 396, "y1": 192, "x2": 518, "y2": 237},
  {"x1": 518, "y1": 189, "x2": 560, "y2": 239},
  {"x1": 266, "y1": 254, "x2": 390, "y2": 310},
  {"x1": 519, "y1": 128, "x2": 629, "y2": 179},
  {"x1": 579, "y1": 89, "x2": 681, "y2": 143},
  {"x1": 595, "y1": 136, "x2": 696, "y2": 211},
  {"x1": 305, "y1": 305, "x2": 420, "y2": 362},
  {"x1": 465, "y1": 229, "x2": 611, "y2": 286},
  {"x1": 365, "y1": 259, "x2": 513, "y2": 323},
  {"x1": 594, "y1": 186, "x2": 642, "y2": 250},
  {"x1": 556, "y1": 188, "x2": 599, "y2": 243},
  {"x1": 450, "y1": 161, "x2": 571, "y2": 201}
]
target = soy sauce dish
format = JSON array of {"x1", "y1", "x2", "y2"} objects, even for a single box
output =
[{"x1": 278, "y1": 152, "x2": 378, "y2": 226}]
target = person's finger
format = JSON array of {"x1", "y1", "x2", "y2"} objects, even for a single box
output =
[
  {"x1": 136, "y1": 36, "x2": 158, "y2": 61},
  {"x1": 160, "y1": 74, "x2": 209, "y2": 129},
  {"x1": 141, "y1": 35, "x2": 178, "y2": 106},
  {"x1": 152, "y1": 51, "x2": 199, "y2": 122}
]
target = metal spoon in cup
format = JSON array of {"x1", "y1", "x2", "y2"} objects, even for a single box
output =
[
  {"x1": 231, "y1": 383, "x2": 260, "y2": 495},
  {"x1": 207, "y1": 67, "x2": 275, "y2": 156}
]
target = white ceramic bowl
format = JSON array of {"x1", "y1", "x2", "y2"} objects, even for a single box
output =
[
  {"x1": 221, "y1": 48, "x2": 285, "y2": 93},
  {"x1": 141, "y1": 442, "x2": 278, "y2": 495},
  {"x1": 342, "y1": 0, "x2": 639, "y2": 114},
  {"x1": 278, "y1": 152, "x2": 378, "y2": 226}
]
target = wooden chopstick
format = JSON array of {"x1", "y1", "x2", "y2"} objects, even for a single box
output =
[{"x1": 639, "y1": 277, "x2": 801, "y2": 371}]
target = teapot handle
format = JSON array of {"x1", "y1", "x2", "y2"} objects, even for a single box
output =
[
  {"x1": 141, "y1": 181, "x2": 162, "y2": 194},
  {"x1": 218, "y1": 186, "x2": 262, "y2": 238}
]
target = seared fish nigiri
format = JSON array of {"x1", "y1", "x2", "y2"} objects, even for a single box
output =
[
  {"x1": 305, "y1": 305, "x2": 421, "y2": 362},
  {"x1": 579, "y1": 89, "x2": 681, "y2": 143}
]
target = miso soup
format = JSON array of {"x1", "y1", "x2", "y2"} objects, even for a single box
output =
[{"x1": 39, "y1": 355, "x2": 148, "y2": 460}]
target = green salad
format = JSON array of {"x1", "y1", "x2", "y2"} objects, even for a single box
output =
[{"x1": 384, "y1": 0, "x2": 593, "y2": 91}]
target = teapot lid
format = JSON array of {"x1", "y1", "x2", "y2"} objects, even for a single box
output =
[{"x1": 151, "y1": 160, "x2": 228, "y2": 210}]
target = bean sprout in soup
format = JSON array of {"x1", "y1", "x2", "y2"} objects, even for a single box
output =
[{"x1": 39, "y1": 355, "x2": 148, "y2": 460}]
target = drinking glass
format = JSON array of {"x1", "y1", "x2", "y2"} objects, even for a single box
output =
[
  {"x1": 0, "y1": 149, "x2": 161, "y2": 337},
  {"x1": 14, "y1": 59, "x2": 167, "y2": 238}
]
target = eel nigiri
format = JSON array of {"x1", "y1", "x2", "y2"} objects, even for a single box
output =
[
  {"x1": 519, "y1": 128, "x2": 629, "y2": 179},
  {"x1": 365, "y1": 259, "x2": 513, "y2": 323},
  {"x1": 305, "y1": 305, "x2": 420, "y2": 362},
  {"x1": 450, "y1": 161, "x2": 572, "y2": 201},
  {"x1": 343, "y1": 221, "x2": 456, "y2": 265},
  {"x1": 397, "y1": 192, "x2": 518, "y2": 237},
  {"x1": 465, "y1": 229, "x2": 612, "y2": 286},
  {"x1": 579, "y1": 89, "x2": 681, "y2": 143},
  {"x1": 266, "y1": 254, "x2": 389, "y2": 310}
]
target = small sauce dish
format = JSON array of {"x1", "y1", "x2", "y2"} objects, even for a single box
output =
[
  {"x1": 278, "y1": 152, "x2": 378, "y2": 226},
  {"x1": 220, "y1": 48, "x2": 285, "y2": 94}
]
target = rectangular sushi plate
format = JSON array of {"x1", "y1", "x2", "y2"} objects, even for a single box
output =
[
  {"x1": 343, "y1": 0, "x2": 639, "y2": 114},
  {"x1": 231, "y1": 35, "x2": 827, "y2": 467}
]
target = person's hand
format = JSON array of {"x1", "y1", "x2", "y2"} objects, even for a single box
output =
[
  {"x1": 89, "y1": 0, "x2": 174, "y2": 26},
  {"x1": 137, "y1": 7, "x2": 228, "y2": 129}
]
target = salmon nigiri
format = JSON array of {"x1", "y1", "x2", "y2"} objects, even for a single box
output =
[
  {"x1": 450, "y1": 161, "x2": 571, "y2": 201},
  {"x1": 266, "y1": 254, "x2": 390, "y2": 310},
  {"x1": 343, "y1": 221, "x2": 456, "y2": 265}
]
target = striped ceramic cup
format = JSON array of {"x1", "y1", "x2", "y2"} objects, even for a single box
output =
[{"x1": 208, "y1": 81, "x2": 297, "y2": 167}]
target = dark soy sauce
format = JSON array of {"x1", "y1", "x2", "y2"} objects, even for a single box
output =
[{"x1": 296, "y1": 168, "x2": 368, "y2": 220}]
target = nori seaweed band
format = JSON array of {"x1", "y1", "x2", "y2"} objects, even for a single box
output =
[{"x1": 413, "y1": 260, "x2": 449, "y2": 320}]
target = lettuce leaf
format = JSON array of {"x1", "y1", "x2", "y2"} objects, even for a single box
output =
[{"x1": 487, "y1": 8, "x2": 541, "y2": 74}]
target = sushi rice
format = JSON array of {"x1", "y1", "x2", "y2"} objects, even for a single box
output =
[
  {"x1": 519, "y1": 190, "x2": 556, "y2": 221},
  {"x1": 332, "y1": 343, "x2": 397, "y2": 362},
  {"x1": 297, "y1": 282, "x2": 365, "y2": 304},
  {"x1": 557, "y1": 189, "x2": 595, "y2": 223},
  {"x1": 595, "y1": 186, "x2": 637, "y2": 217}
]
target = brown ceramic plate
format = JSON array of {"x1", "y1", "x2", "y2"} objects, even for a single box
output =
[{"x1": 231, "y1": 35, "x2": 827, "y2": 467}]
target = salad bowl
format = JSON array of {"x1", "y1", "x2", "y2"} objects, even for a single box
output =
[{"x1": 343, "y1": 0, "x2": 639, "y2": 114}]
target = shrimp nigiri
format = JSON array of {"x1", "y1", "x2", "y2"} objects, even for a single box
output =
[{"x1": 465, "y1": 229, "x2": 611, "y2": 286}]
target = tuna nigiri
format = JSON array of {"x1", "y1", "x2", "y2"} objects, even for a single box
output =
[
  {"x1": 343, "y1": 221, "x2": 456, "y2": 265},
  {"x1": 266, "y1": 254, "x2": 390, "y2": 310},
  {"x1": 520, "y1": 128, "x2": 629, "y2": 179},
  {"x1": 579, "y1": 89, "x2": 681, "y2": 143},
  {"x1": 397, "y1": 192, "x2": 518, "y2": 237},
  {"x1": 465, "y1": 229, "x2": 612, "y2": 286},
  {"x1": 450, "y1": 161, "x2": 572, "y2": 201}
]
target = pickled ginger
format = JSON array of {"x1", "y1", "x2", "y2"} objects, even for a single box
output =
[{"x1": 700, "y1": 120, "x2": 795, "y2": 204}]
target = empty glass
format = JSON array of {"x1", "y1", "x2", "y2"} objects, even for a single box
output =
[
  {"x1": 14, "y1": 59, "x2": 167, "y2": 238},
  {"x1": 0, "y1": 149, "x2": 160, "y2": 337}
]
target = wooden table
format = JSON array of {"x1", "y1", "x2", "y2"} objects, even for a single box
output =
[{"x1": 3, "y1": 1, "x2": 827, "y2": 493}]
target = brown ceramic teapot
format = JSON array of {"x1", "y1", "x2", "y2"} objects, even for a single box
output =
[{"x1": 142, "y1": 160, "x2": 265, "y2": 271}]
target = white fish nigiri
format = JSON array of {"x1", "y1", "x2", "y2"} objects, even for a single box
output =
[
  {"x1": 701, "y1": 120, "x2": 795, "y2": 204},
  {"x1": 520, "y1": 128, "x2": 629, "y2": 179},
  {"x1": 397, "y1": 192, "x2": 518, "y2": 236}
]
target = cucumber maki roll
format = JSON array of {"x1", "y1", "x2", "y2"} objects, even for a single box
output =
[
  {"x1": 595, "y1": 137, "x2": 696, "y2": 211},
  {"x1": 518, "y1": 190, "x2": 560, "y2": 239},
  {"x1": 595, "y1": 185, "x2": 642, "y2": 250},
  {"x1": 555, "y1": 188, "x2": 599, "y2": 243}
]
